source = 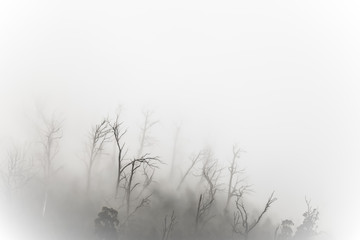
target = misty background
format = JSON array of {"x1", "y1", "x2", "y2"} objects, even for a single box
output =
[{"x1": 1, "y1": 1, "x2": 360, "y2": 240}]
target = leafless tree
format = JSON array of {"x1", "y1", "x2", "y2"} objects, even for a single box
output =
[
  {"x1": 85, "y1": 119, "x2": 111, "y2": 192},
  {"x1": 232, "y1": 191, "x2": 277, "y2": 240},
  {"x1": 1, "y1": 145, "x2": 33, "y2": 199},
  {"x1": 101, "y1": 153, "x2": 160, "y2": 228},
  {"x1": 137, "y1": 110, "x2": 158, "y2": 158},
  {"x1": 137, "y1": 110, "x2": 158, "y2": 191},
  {"x1": 108, "y1": 114, "x2": 161, "y2": 225},
  {"x1": 195, "y1": 193, "x2": 212, "y2": 232},
  {"x1": 120, "y1": 154, "x2": 160, "y2": 218},
  {"x1": 195, "y1": 150, "x2": 222, "y2": 231},
  {"x1": 169, "y1": 125, "x2": 181, "y2": 178},
  {"x1": 201, "y1": 153, "x2": 222, "y2": 202},
  {"x1": 108, "y1": 115, "x2": 127, "y2": 197},
  {"x1": 40, "y1": 116, "x2": 62, "y2": 179},
  {"x1": 38, "y1": 115, "x2": 63, "y2": 217},
  {"x1": 224, "y1": 145, "x2": 248, "y2": 214},
  {"x1": 176, "y1": 151, "x2": 202, "y2": 190},
  {"x1": 161, "y1": 210, "x2": 176, "y2": 240}
]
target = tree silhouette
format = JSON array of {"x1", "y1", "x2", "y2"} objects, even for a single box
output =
[
  {"x1": 195, "y1": 149, "x2": 222, "y2": 231},
  {"x1": 37, "y1": 114, "x2": 63, "y2": 217},
  {"x1": 294, "y1": 199, "x2": 319, "y2": 240},
  {"x1": 161, "y1": 210, "x2": 176, "y2": 240},
  {"x1": 108, "y1": 115, "x2": 127, "y2": 197},
  {"x1": 275, "y1": 219, "x2": 294, "y2": 240},
  {"x1": 224, "y1": 145, "x2": 248, "y2": 214},
  {"x1": 95, "y1": 207, "x2": 119, "y2": 240},
  {"x1": 85, "y1": 119, "x2": 111, "y2": 193}
]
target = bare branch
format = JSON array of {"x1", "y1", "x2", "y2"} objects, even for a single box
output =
[
  {"x1": 194, "y1": 149, "x2": 222, "y2": 231},
  {"x1": 1, "y1": 145, "x2": 34, "y2": 196},
  {"x1": 120, "y1": 194, "x2": 152, "y2": 226},
  {"x1": 233, "y1": 191, "x2": 277, "y2": 240},
  {"x1": 36, "y1": 113, "x2": 63, "y2": 218},
  {"x1": 248, "y1": 191, "x2": 277, "y2": 232},
  {"x1": 137, "y1": 110, "x2": 159, "y2": 158},
  {"x1": 85, "y1": 119, "x2": 111, "y2": 192},
  {"x1": 161, "y1": 211, "x2": 176, "y2": 240},
  {"x1": 39, "y1": 116, "x2": 63, "y2": 179},
  {"x1": 118, "y1": 154, "x2": 161, "y2": 219},
  {"x1": 224, "y1": 145, "x2": 247, "y2": 214},
  {"x1": 177, "y1": 151, "x2": 202, "y2": 190},
  {"x1": 108, "y1": 115, "x2": 127, "y2": 197},
  {"x1": 169, "y1": 124, "x2": 181, "y2": 178}
]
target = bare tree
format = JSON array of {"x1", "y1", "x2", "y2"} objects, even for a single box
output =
[
  {"x1": 232, "y1": 192, "x2": 277, "y2": 240},
  {"x1": 169, "y1": 125, "x2": 181, "y2": 178},
  {"x1": 176, "y1": 151, "x2": 202, "y2": 190},
  {"x1": 108, "y1": 115, "x2": 161, "y2": 225},
  {"x1": 195, "y1": 193, "x2": 213, "y2": 232},
  {"x1": 108, "y1": 115, "x2": 127, "y2": 197},
  {"x1": 137, "y1": 110, "x2": 158, "y2": 191},
  {"x1": 1, "y1": 145, "x2": 33, "y2": 199},
  {"x1": 224, "y1": 145, "x2": 247, "y2": 214},
  {"x1": 137, "y1": 110, "x2": 158, "y2": 158},
  {"x1": 108, "y1": 153, "x2": 161, "y2": 227},
  {"x1": 120, "y1": 154, "x2": 160, "y2": 218},
  {"x1": 161, "y1": 210, "x2": 176, "y2": 240},
  {"x1": 195, "y1": 150, "x2": 222, "y2": 231},
  {"x1": 40, "y1": 116, "x2": 62, "y2": 179},
  {"x1": 85, "y1": 119, "x2": 111, "y2": 192},
  {"x1": 38, "y1": 115, "x2": 63, "y2": 217}
]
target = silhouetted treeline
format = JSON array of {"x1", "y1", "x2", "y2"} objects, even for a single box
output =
[{"x1": 0, "y1": 109, "x2": 323, "y2": 240}]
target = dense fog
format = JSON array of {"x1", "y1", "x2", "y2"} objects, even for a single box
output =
[{"x1": 1, "y1": 1, "x2": 360, "y2": 240}]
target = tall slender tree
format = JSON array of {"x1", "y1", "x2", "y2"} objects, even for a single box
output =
[
  {"x1": 108, "y1": 115, "x2": 127, "y2": 198},
  {"x1": 85, "y1": 119, "x2": 111, "y2": 192},
  {"x1": 224, "y1": 145, "x2": 248, "y2": 214},
  {"x1": 38, "y1": 114, "x2": 63, "y2": 217}
]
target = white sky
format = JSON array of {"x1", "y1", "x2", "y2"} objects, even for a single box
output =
[{"x1": 1, "y1": 1, "x2": 360, "y2": 239}]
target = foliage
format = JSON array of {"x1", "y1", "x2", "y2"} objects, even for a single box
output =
[
  {"x1": 95, "y1": 207, "x2": 119, "y2": 240},
  {"x1": 275, "y1": 219, "x2": 295, "y2": 240},
  {"x1": 294, "y1": 199, "x2": 320, "y2": 240}
]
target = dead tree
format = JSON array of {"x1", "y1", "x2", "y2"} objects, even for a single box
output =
[
  {"x1": 224, "y1": 145, "x2": 247, "y2": 214},
  {"x1": 108, "y1": 115, "x2": 127, "y2": 197},
  {"x1": 161, "y1": 210, "x2": 176, "y2": 240},
  {"x1": 1, "y1": 145, "x2": 33, "y2": 199},
  {"x1": 40, "y1": 117, "x2": 62, "y2": 179},
  {"x1": 137, "y1": 110, "x2": 158, "y2": 158},
  {"x1": 169, "y1": 125, "x2": 181, "y2": 179},
  {"x1": 195, "y1": 150, "x2": 222, "y2": 231},
  {"x1": 176, "y1": 151, "x2": 202, "y2": 190},
  {"x1": 108, "y1": 115, "x2": 161, "y2": 224},
  {"x1": 114, "y1": 154, "x2": 161, "y2": 223},
  {"x1": 136, "y1": 110, "x2": 158, "y2": 190},
  {"x1": 38, "y1": 115, "x2": 63, "y2": 217},
  {"x1": 195, "y1": 193, "x2": 213, "y2": 232},
  {"x1": 85, "y1": 119, "x2": 111, "y2": 192},
  {"x1": 232, "y1": 192, "x2": 277, "y2": 240}
]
